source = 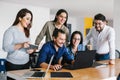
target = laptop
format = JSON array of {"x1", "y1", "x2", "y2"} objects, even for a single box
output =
[
  {"x1": 23, "y1": 55, "x2": 54, "y2": 78},
  {"x1": 63, "y1": 50, "x2": 105, "y2": 70}
]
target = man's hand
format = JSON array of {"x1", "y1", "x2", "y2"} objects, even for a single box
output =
[
  {"x1": 51, "y1": 64, "x2": 62, "y2": 71},
  {"x1": 71, "y1": 60, "x2": 75, "y2": 65},
  {"x1": 109, "y1": 59, "x2": 115, "y2": 65}
]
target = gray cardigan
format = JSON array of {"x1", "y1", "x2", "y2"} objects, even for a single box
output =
[{"x1": 2, "y1": 26, "x2": 30, "y2": 64}]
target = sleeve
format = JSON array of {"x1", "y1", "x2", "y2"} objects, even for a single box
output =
[
  {"x1": 82, "y1": 44, "x2": 86, "y2": 51},
  {"x1": 65, "y1": 27, "x2": 69, "y2": 46},
  {"x1": 2, "y1": 29, "x2": 15, "y2": 53},
  {"x1": 83, "y1": 28, "x2": 93, "y2": 46},
  {"x1": 63, "y1": 47, "x2": 73, "y2": 64},
  {"x1": 35, "y1": 22, "x2": 48, "y2": 45},
  {"x1": 36, "y1": 44, "x2": 49, "y2": 66},
  {"x1": 66, "y1": 46, "x2": 71, "y2": 55},
  {"x1": 108, "y1": 28, "x2": 115, "y2": 59}
]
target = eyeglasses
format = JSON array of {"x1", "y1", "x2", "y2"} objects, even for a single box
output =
[
  {"x1": 93, "y1": 21, "x2": 104, "y2": 26},
  {"x1": 73, "y1": 38, "x2": 80, "y2": 40}
]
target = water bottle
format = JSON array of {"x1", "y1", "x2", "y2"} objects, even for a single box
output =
[
  {"x1": 0, "y1": 59, "x2": 7, "y2": 80},
  {"x1": 0, "y1": 71, "x2": 7, "y2": 80}
]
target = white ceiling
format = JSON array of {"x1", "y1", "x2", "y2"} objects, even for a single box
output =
[{"x1": 1, "y1": 0, "x2": 113, "y2": 19}]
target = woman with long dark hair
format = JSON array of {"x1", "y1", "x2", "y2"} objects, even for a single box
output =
[
  {"x1": 35, "y1": 9, "x2": 69, "y2": 46},
  {"x1": 67, "y1": 31, "x2": 85, "y2": 60},
  {"x1": 3, "y1": 8, "x2": 35, "y2": 71}
]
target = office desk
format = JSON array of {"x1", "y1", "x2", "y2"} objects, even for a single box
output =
[{"x1": 7, "y1": 59, "x2": 120, "y2": 80}]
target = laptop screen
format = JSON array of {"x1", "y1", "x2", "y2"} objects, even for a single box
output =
[
  {"x1": 63, "y1": 50, "x2": 96, "y2": 70},
  {"x1": 74, "y1": 50, "x2": 96, "y2": 68}
]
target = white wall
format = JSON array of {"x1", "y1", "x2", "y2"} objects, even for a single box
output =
[
  {"x1": 114, "y1": 0, "x2": 120, "y2": 51},
  {"x1": 0, "y1": 2, "x2": 50, "y2": 50},
  {"x1": 68, "y1": 17, "x2": 77, "y2": 33},
  {"x1": 76, "y1": 17, "x2": 84, "y2": 36}
]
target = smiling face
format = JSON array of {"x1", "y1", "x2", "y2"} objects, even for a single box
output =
[
  {"x1": 56, "y1": 12, "x2": 67, "y2": 25},
  {"x1": 19, "y1": 13, "x2": 32, "y2": 28},
  {"x1": 94, "y1": 20, "x2": 106, "y2": 32},
  {"x1": 72, "y1": 34, "x2": 81, "y2": 47},
  {"x1": 53, "y1": 32, "x2": 66, "y2": 48}
]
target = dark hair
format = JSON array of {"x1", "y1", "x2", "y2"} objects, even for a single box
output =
[
  {"x1": 12, "y1": 8, "x2": 33, "y2": 37},
  {"x1": 53, "y1": 9, "x2": 68, "y2": 26},
  {"x1": 69, "y1": 31, "x2": 83, "y2": 46},
  {"x1": 52, "y1": 28, "x2": 65, "y2": 38},
  {"x1": 94, "y1": 13, "x2": 106, "y2": 21}
]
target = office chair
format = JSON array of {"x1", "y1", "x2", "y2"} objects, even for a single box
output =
[
  {"x1": 115, "y1": 49, "x2": 120, "y2": 59},
  {"x1": 29, "y1": 52, "x2": 39, "y2": 68},
  {"x1": 117, "y1": 73, "x2": 120, "y2": 80}
]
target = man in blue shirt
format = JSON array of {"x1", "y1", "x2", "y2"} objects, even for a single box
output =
[{"x1": 37, "y1": 28, "x2": 74, "y2": 71}]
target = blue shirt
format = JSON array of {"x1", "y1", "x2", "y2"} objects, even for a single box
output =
[
  {"x1": 37, "y1": 41, "x2": 73, "y2": 67},
  {"x1": 67, "y1": 44, "x2": 85, "y2": 60}
]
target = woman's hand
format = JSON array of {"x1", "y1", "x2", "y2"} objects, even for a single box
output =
[
  {"x1": 27, "y1": 49, "x2": 36, "y2": 54},
  {"x1": 14, "y1": 42, "x2": 30, "y2": 50},
  {"x1": 109, "y1": 59, "x2": 115, "y2": 65},
  {"x1": 22, "y1": 42, "x2": 30, "y2": 48}
]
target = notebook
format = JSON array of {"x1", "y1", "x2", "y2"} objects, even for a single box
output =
[
  {"x1": 63, "y1": 50, "x2": 105, "y2": 70},
  {"x1": 23, "y1": 55, "x2": 54, "y2": 78}
]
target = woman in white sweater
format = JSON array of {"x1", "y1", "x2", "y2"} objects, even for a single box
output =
[{"x1": 3, "y1": 8, "x2": 35, "y2": 71}]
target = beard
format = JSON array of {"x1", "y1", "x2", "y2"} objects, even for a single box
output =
[{"x1": 56, "y1": 42, "x2": 64, "y2": 48}]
